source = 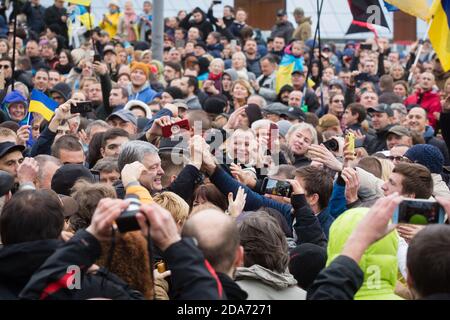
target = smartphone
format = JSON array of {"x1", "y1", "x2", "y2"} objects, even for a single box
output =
[
  {"x1": 230, "y1": 39, "x2": 237, "y2": 51},
  {"x1": 268, "y1": 123, "x2": 278, "y2": 153},
  {"x1": 323, "y1": 138, "x2": 339, "y2": 152},
  {"x1": 94, "y1": 53, "x2": 101, "y2": 62},
  {"x1": 346, "y1": 132, "x2": 355, "y2": 154},
  {"x1": 161, "y1": 119, "x2": 191, "y2": 138},
  {"x1": 71, "y1": 101, "x2": 93, "y2": 114},
  {"x1": 262, "y1": 177, "x2": 292, "y2": 198},
  {"x1": 213, "y1": 0, "x2": 222, "y2": 4},
  {"x1": 361, "y1": 43, "x2": 372, "y2": 51},
  {"x1": 393, "y1": 199, "x2": 446, "y2": 225}
]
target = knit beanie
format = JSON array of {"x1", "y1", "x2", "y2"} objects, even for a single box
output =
[
  {"x1": 404, "y1": 144, "x2": 444, "y2": 174},
  {"x1": 130, "y1": 61, "x2": 152, "y2": 78},
  {"x1": 289, "y1": 243, "x2": 327, "y2": 290}
]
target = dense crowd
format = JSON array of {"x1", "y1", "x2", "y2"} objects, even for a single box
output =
[{"x1": 0, "y1": 0, "x2": 449, "y2": 300}]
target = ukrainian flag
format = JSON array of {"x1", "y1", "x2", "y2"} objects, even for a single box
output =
[
  {"x1": 29, "y1": 90, "x2": 59, "y2": 121},
  {"x1": 275, "y1": 55, "x2": 304, "y2": 93},
  {"x1": 429, "y1": 0, "x2": 450, "y2": 71},
  {"x1": 384, "y1": 0, "x2": 431, "y2": 21}
]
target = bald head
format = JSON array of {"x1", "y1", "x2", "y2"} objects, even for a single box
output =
[
  {"x1": 420, "y1": 72, "x2": 435, "y2": 91},
  {"x1": 182, "y1": 209, "x2": 241, "y2": 275}
]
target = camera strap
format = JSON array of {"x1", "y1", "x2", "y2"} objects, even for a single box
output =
[{"x1": 101, "y1": 226, "x2": 117, "y2": 289}]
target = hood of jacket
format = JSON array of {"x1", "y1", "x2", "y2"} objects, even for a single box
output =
[
  {"x1": 423, "y1": 125, "x2": 435, "y2": 139},
  {"x1": 327, "y1": 208, "x2": 402, "y2": 300},
  {"x1": 0, "y1": 240, "x2": 61, "y2": 295},
  {"x1": 235, "y1": 264, "x2": 297, "y2": 290}
]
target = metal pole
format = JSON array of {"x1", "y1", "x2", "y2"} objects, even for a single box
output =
[
  {"x1": 152, "y1": 0, "x2": 164, "y2": 62},
  {"x1": 11, "y1": 8, "x2": 17, "y2": 90}
]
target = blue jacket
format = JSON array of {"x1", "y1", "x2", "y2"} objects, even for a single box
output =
[
  {"x1": 210, "y1": 166, "x2": 334, "y2": 235},
  {"x1": 210, "y1": 167, "x2": 293, "y2": 226},
  {"x1": 207, "y1": 43, "x2": 224, "y2": 59},
  {"x1": 328, "y1": 181, "x2": 348, "y2": 219},
  {"x1": 316, "y1": 207, "x2": 335, "y2": 239},
  {"x1": 129, "y1": 85, "x2": 157, "y2": 104}
]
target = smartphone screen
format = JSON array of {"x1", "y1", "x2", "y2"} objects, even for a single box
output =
[
  {"x1": 393, "y1": 199, "x2": 446, "y2": 225},
  {"x1": 71, "y1": 101, "x2": 93, "y2": 114},
  {"x1": 263, "y1": 178, "x2": 292, "y2": 198}
]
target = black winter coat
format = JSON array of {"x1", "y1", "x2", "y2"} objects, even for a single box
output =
[{"x1": 0, "y1": 235, "x2": 142, "y2": 300}]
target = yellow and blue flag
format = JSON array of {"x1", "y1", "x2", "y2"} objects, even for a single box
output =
[
  {"x1": 429, "y1": 0, "x2": 450, "y2": 71},
  {"x1": 275, "y1": 54, "x2": 304, "y2": 93},
  {"x1": 29, "y1": 90, "x2": 59, "y2": 121},
  {"x1": 384, "y1": 0, "x2": 431, "y2": 21}
]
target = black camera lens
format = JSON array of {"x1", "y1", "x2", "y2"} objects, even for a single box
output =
[
  {"x1": 323, "y1": 138, "x2": 339, "y2": 152},
  {"x1": 116, "y1": 195, "x2": 141, "y2": 233}
]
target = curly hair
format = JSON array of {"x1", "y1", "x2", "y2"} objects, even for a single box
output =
[{"x1": 69, "y1": 180, "x2": 117, "y2": 232}]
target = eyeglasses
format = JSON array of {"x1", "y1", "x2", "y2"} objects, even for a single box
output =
[
  {"x1": 387, "y1": 156, "x2": 410, "y2": 162},
  {"x1": 0, "y1": 64, "x2": 10, "y2": 69}
]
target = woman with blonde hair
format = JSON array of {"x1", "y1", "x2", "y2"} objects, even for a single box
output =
[{"x1": 230, "y1": 79, "x2": 253, "y2": 110}]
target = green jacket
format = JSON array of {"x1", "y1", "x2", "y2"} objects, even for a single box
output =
[{"x1": 326, "y1": 208, "x2": 403, "y2": 300}]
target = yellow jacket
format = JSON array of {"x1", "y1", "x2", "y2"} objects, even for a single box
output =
[
  {"x1": 126, "y1": 184, "x2": 153, "y2": 204},
  {"x1": 100, "y1": 12, "x2": 122, "y2": 38}
]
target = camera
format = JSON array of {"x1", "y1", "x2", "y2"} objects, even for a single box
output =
[
  {"x1": 323, "y1": 138, "x2": 339, "y2": 152},
  {"x1": 116, "y1": 195, "x2": 142, "y2": 233},
  {"x1": 262, "y1": 178, "x2": 292, "y2": 198},
  {"x1": 393, "y1": 199, "x2": 446, "y2": 225}
]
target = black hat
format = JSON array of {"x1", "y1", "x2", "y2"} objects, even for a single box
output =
[
  {"x1": 276, "y1": 9, "x2": 287, "y2": 16},
  {"x1": 164, "y1": 86, "x2": 185, "y2": 100},
  {"x1": 0, "y1": 142, "x2": 25, "y2": 159},
  {"x1": 203, "y1": 95, "x2": 227, "y2": 115},
  {"x1": 195, "y1": 41, "x2": 208, "y2": 52},
  {"x1": 51, "y1": 164, "x2": 95, "y2": 196},
  {"x1": 287, "y1": 107, "x2": 306, "y2": 121},
  {"x1": 289, "y1": 243, "x2": 327, "y2": 290},
  {"x1": 49, "y1": 82, "x2": 72, "y2": 101},
  {"x1": 0, "y1": 170, "x2": 14, "y2": 197}
]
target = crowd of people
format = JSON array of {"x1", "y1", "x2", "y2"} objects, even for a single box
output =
[{"x1": 0, "y1": 0, "x2": 449, "y2": 300}]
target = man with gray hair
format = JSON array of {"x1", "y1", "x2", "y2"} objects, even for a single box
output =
[
  {"x1": 34, "y1": 155, "x2": 62, "y2": 190},
  {"x1": 117, "y1": 137, "x2": 204, "y2": 202},
  {"x1": 118, "y1": 140, "x2": 164, "y2": 192},
  {"x1": 84, "y1": 120, "x2": 110, "y2": 145}
]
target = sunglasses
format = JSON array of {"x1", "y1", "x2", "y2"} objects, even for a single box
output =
[
  {"x1": 0, "y1": 64, "x2": 10, "y2": 69},
  {"x1": 387, "y1": 156, "x2": 410, "y2": 162}
]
